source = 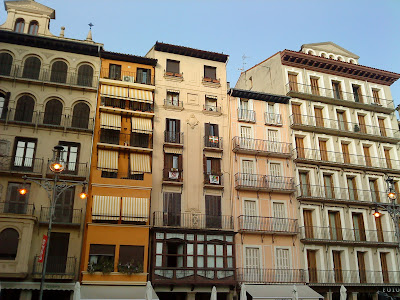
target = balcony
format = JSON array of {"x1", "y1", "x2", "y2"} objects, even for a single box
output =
[
  {"x1": 100, "y1": 68, "x2": 154, "y2": 86},
  {"x1": 204, "y1": 136, "x2": 223, "y2": 150},
  {"x1": 203, "y1": 104, "x2": 222, "y2": 114},
  {"x1": 99, "y1": 130, "x2": 152, "y2": 151},
  {"x1": 264, "y1": 112, "x2": 283, "y2": 126},
  {"x1": 164, "y1": 99, "x2": 184, "y2": 110},
  {"x1": 162, "y1": 168, "x2": 183, "y2": 185},
  {"x1": 204, "y1": 173, "x2": 224, "y2": 189},
  {"x1": 232, "y1": 137, "x2": 292, "y2": 158},
  {"x1": 285, "y1": 82, "x2": 395, "y2": 113},
  {"x1": 100, "y1": 97, "x2": 154, "y2": 116},
  {"x1": 234, "y1": 173, "x2": 295, "y2": 193},
  {"x1": 164, "y1": 131, "x2": 184, "y2": 146},
  {"x1": 0, "y1": 155, "x2": 43, "y2": 176},
  {"x1": 296, "y1": 184, "x2": 388, "y2": 206},
  {"x1": 0, "y1": 202, "x2": 35, "y2": 215},
  {"x1": 300, "y1": 226, "x2": 398, "y2": 247},
  {"x1": 238, "y1": 109, "x2": 256, "y2": 123},
  {"x1": 1, "y1": 65, "x2": 98, "y2": 89},
  {"x1": 202, "y1": 77, "x2": 221, "y2": 87},
  {"x1": 290, "y1": 114, "x2": 400, "y2": 143},
  {"x1": 153, "y1": 212, "x2": 234, "y2": 231},
  {"x1": 32, "y1": 256, "x2": 77, "y2": 279},
  {"x1": 46, "y1": 160, "x2": 88, "y2": 180},
  {"x1": 39, "y1": 207, "x2": 82, "y2": 226},
  {"x1": 305, "y1": 270, "x2": 400, "y2": 286},
  {"x1": 238, "y1": 216, "x2": 298, "y2": 235},
  {"x1": 293, "y1": 148, "x2": 400, "y2": 174},
  {"x1": 237, "y1": 268, "x2": 306, "y2": 284},
  {"x1": 164, "y1": 70, "x2": 184, "y2": 81}
]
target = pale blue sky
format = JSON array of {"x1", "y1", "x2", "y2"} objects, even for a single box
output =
[{"x1": 3, "y1": 0, "x2": 399, "y2": 106}]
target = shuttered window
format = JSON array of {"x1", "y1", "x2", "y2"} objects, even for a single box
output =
[
  {"x1": 204, "y1": 66, "x2": 217, "y2": 80},
  {"x1": 245, "y1": 247, "x2": 260, "y2": 268},
  {"x1": 92, "y1": 195, "x2": 121, "y2": 221},
  {"x1": 121, "y1": 197, "x2": 149, "y2": 221},
  {"x1": 358, "y1": 115, "x2": 366, "y2": 133},
  {"x1": 276, "y1": 248, "x2": 290, "y2": 269},
  {"x1": 166, "y1": 59, "x2": 180, "y2": 74},
  {"x1": 22, "y1": 57, "x2": 41, "y2": 79},
  {"x1": 319, "y1": 140, "x2": 328, "y2": 161},
  {"x1": 205, "y1": 195, "x2": 222, "y2": 228},
  {"x1": 14, "y1": 95, "x2": 35, "y2": 122},
  {"x1": 372, "y1": 89, "x2": 381, "y2": 104},
  {"x1": 97, "y1": 150, "x2": 118, "y2": 171},
  {"x1": 310, "y1": 77, "x2": 319, "y2": 95},
  {"x1": 77, "y1": 64, "x2": 94, "y2": 87},
  {"x1": 378, "y1": 118, "x2": 387, "y2": 137},
  {"x1": 50, "y1": 61, "x2": 68, "y2": 83},
  {"x1": 273, "y1": 202, "x2": 285, "y2": 219},
  {"x1": 130, "y1": 153, "x2": 151, "y2": 173},
  {"x1": 244, "y1": 200, "x2": 257, "y2": 216},
  {"x1": 71, "y1": 102, "x2": 90, "y2": 129},
  {"x1": 303, "y1": 210, "x2": 314, "y2": 238},
  {"x1": 288, "y1": 73, "x2": 298, "y2": 92},
  {"x1": 0, "y1": 53, "x2": 13, "y2": 76},
  {"x1": 314, "y1": 107, "x2": 324, "y2": 127},
  {"x1": 43, "y1": 99, "x2": 63, "y2": 125}
]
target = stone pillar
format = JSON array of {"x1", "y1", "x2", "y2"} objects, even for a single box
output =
[
  {"x1": 349, "y1": 292, "x2": 358, "y2": 300},
  {"x1": 227, "y1": 290, "x2": 235, "y2": 300},
  {"x1": 186, "y1": 292, "x2": 196, "y2": 300},
  {"x1": 19, "y1": 290, "x2": 32, "y2": 300},
  {"x1": 372, "y1": 292, "x2": 378, "y2": 300},
  {"x1": 325, "y1": 291, "x2": 333, "y2": 300}
]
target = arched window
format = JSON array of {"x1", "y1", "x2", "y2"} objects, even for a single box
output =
[
  {"x1": 329, "y1": 55, "x2": 335, "y2": 60},
  {"x1": 14, "y1": 95, "x2": 35, "y2": 123},
  {"x1": 0, "y1": 228, "x2": 19, "y2": 260},
  {"x1": 71, "y1": 102, "x2": 90, "y2": 129},
  {"x1": 22, "y1": 56, "x2": 41, "y2": 80},
  {"x1": 0, "y1": 53, "x2": 13, "y2": 76},
  {"x1": 43, "y1": 99, "x2": 63, "y2": 125},
  {"x1": 77, "y1": 64, "x2": 93, "y2": 87},
  {"x1": 337, "y1": 56, "x2": 344, "y2": 62},
  {"x1": 320, "y1": 53, "x2": 327, "y2": 58},
  {"x1": 14, "y1": 18, "x2": 25, "y2": 33},
  {"x1": 50, "y1": 61, "x2": 68, "y2": 83},
  {"x1": 28, "y1": 21, "x2": 39, "y2": 35}
]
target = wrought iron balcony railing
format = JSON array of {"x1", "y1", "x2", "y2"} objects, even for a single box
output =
[
  {"x1": 100, "y1": 68, "x2": 154, "y2": 85},
  {"x1": 163, "y1": 168, "x2": 183, "y2": 182},
  {"x1": 232, "y1": 137, "x2": 292, "y2": 157},
  {"x1": 153, "y1": 212, "x2": 234, "y2": 230},
  {"x1": 300, "y1": 226, "x2": 398, "y2": 245},
  {"x1": 46, "y1": 160, "x2": 88, "y2": 179},
  {"x1": 101, "y1": 97, "x2": 154, "y2": 113},
  {"x1": 164, "y1": 131, "x2": 184, "y2": 145},
  {"x1": 203, "y1": 104, "x2": 221, "y2": 113},
  {"x1": 234, "y1": 173, "x2": 295, "y2": 192},
  {"x1": 32, "y1": 256, "x2": 77, "y2": 278},
  {"x1": 237, "y1": 268, "x2": 306, "y2": 283},
  {"x1": 0, "y1": 155, "x2": 43, "y2": 174},
  {"x1": 164, "y1": 99, "x2": 183, "y2": 108},
  {"x1": 238, "y1": 109, "x2": 256, "y2": 123},
  {"x1": 264, "y1": 112, "x2": 283, "y2": 126},
  {"x1": 39, "y1": 207, "x2": 82, "y2": 225},
  {"x1": 238, "y1": 215, "x2": 299, "y2": 234},
  {"x1": 204, "y1": 136, "x2": 223, "y2": 149},
  {"x1": 204, "y1": 173, "x2": 223, "y2": 186},
  {"x1": 0, "y1": 201, "x2": 35, "y2": 215}
]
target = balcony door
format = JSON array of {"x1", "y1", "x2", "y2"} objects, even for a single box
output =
[
  {"x1": 291, "y1": 103, "x2": 302, "y2": 124},
  {"x1": 245, "y1": 247, "x2": 260, "y2": 282},
  {"x1": 205, "y1": 195, "x2": 221, "y2": 229},
  {"x1": 288, "y1": 73, "x2": 298, "y2": 92},
  {"x1": 347, "y1": 177, "x2": 358, "y2": 201},
  {"x1": 165, "y1": 118, "x2": 181, "y2": 143},
  {"x1": 369, "y1": 179, "x2": 380, "y2": 203},
  {"x1": 384, "y1": 149, "x2": 392, "y2": 169},
  {"x1": 269, "y1": 162, "x2": 282, "y2": 189},
  {"x1": 54, "y1": 187, "x2": 75, "y2": 223},
  {"x1": 303, "y1": 210, "x2": 314, "y2": 239},
  {"x1": 357, "y1": 252, "x2": 367, "y2": 283},
  {"x1": 205, "y1": 123, "x2": 219, "y2": 148},
  {"x1": 46, "y1": 232, "x2": 69, "y2": 274},
  {"x1": 363, "y1": 146, "x2": 372, "y2": 167},
  {"x1": 357, "y1": 115, "x2": 367, "y2": 133},
  {"x1": 337, "y1": 111, "x2": 348, "y2": 131},
  {"x1": 314, "y1": 107, "x2": 324, "y2": 127},
  {"x1": 307, "y1": 250, "x2": 318, "y2": 283},
  {"x1": 341, "y1": 143, "x2": 350, "y2": 164},
  {"x1": 109, "y1": 64, "x2": 121, "y2": 80},
  {"x1": 380, "y1": 253, "x2": 389, "y2": 283},
  {"x1": 12, "y1": 137, "x2": 37, "y2": 171},
  {"x1": 276, "y1": 248, "x2": 290, "y2": 282},
  {"x1": 267, "y1": 129, "x2": 279, "y2": 152},
  {"x1": 240, "y1": 126, "x2": 253, "y2": 149},
  {"x1": 163, "y1": 193, "x2": 181, "y2": 226},
  {"x1": 323, "y1": 174, "x2": 335, "y2": 199},
  {"x1": 5, "y1": 182, "x2": 29, "y2": 214},
  {"x1": 295, "y1": 136, "x2": 305, "y2": 158},
  {"x1": 332, "y1": 250, "x2": 343, "y2": 283},
  {"x1": 378, "y1": 118, "x2": 387, "y2": 137},
  {"x1": 352, "y1": 213, "x2": 366, "y2": 241},
  {"x1": 273, "y1": 202, "x2": 286, "y2": 232},
  {"x1": 319, "y1": 140, "x2": 328, "y2": 161},
  {"x1": 375, "y1": 216, "x2": 384, "y2": 243},
  {"x1": 328, "y1": 211, "x2": 342, "y2": 241},
  {"x1": 332, "y1": 81, "x2": 343, "y2": 99},
  {"x1": 60, "y1": 142, "x2": 80, "y2": 175},
  {"x1": 242, "y1": 159, "x2": 256, "y2": 187},
  {"x1": 299, "y1": 172, "x2": 310, "y2": 197},
  {"x1": 310, "y1": 77, "x2": 320, "y2": 96},
  {"x1": 244, "y1": 200, "x2": 257, "y2": 230}
]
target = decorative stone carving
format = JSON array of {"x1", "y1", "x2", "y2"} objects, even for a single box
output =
[{"x1": 186, "y1": 114, "x2": 199, "y2": 129}]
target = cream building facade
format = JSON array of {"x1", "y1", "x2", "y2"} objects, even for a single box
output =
[{"x1": 236, "y1": 42, "x2": 400, "y2": 300}]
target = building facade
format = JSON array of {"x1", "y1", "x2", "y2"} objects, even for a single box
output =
[
  {"x1": 79, "y1": 51, "x2": 157, "y2": 297},
  {"x1": 145, "y1": 43, "x2": 234, "y2": 300},
  {"x1": 235, "y1": 42, "x2": 400, "y2": 300},
  {"x1": 0, "y1": 1, "x2": 101, "y2": 299}
]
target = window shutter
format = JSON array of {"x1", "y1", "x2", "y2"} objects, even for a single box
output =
[
  {"x1": 204, "y1": 123, "x2": 210, "y2": 136},
  {"x1": 178, "y1": 154, "x2": 183, "y2": 170}
]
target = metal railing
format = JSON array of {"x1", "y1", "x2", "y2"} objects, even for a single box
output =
[
  {"x1": 204, "y1": 173, "x2": 223, "y2": 186},
  {"x1": 153, "y1": 267, "x2": 235, "y2": 282},
  {"x1": 0, "y1": 155, "x2": 43, "y2": 174},
  {"x1": 99, "y1": 130, "x2": 152, "y2": 149},
  {"x1": 296, "y1": 184, "x2": 390, "y2": 204},
  {"x1": 39, "y1": 207, "x2": 82, "y2": 225},
  {"x1": 290, "y1": 114, "x2": 400, "y2": 139},
  {"x1": 234, "y1": 173, "x2": 295, "y2": 192},
  {"x1": 163, "y1": 168, "x2": 183, "y2": 182},
  {"x1": 100, "y1": 68, "x2": 154, "y2": 85},
  {"x1": 305, "y1": 270, "x2": 400, "y2": 285},
  {"x1": 238, "y1": 216, "x2": 299, "y2": 234},
  {"x1": 299, "y1": 226, "x2": 397, "y2": 244},
  {"x1": 32, "y1": 256, "x2": 77, "y2": 278},
  {"x1": 0, "y1": 201, "x2": 35, "y2": 215},
  {"x1": 264, "y1": 112, "x2": 283, "y2": 126},
  {"x1": 285, "y1": 82, "x2": 395, "y2": 109},
  {"x1": 164, "y1": 99, "x2": 183, "y2": 108},
  {"x1": 46, "y1": 160, "x2": 88, "y2": 178},
  {"x1": 232, "y1": 136, "x2": 292, "y2": 156},
  {"x1": 2, "y1": 65, "x2": 98, "y2": 88},
  {"x1": 238, "y1": 109, "x2": 256, "y2": 122},
  {"x1": 203, "y1": 104, "x2": 221, "y2": 113},
  {"x1": 293, "y1": 148, "x2": 400, "y2": 171},
  {"x1": 204, "y1": 136, "x2": 223, "y2": 149},
  {"x1": 237, "y1": 268, "x2": 306, "y2": 283},
  {"x1": 153, "y1": 212, "x2": 234, "y2": 230},
  {"x1": 101, "y1": 97, "x2": 154, "y2": 113},
  {"x1": 164, "y1": 131, "x2": 184, "y2": 144}
]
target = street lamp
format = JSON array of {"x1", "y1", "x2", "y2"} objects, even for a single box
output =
[{"x1": 19, "y1": 145, "x2": 87, "y2": 300}]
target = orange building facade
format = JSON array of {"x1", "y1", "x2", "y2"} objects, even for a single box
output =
[{"x1": 80, "y1": 51, "x2": 157, "y2": 296}]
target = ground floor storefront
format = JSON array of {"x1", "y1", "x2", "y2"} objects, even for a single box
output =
[
  {"x1": 0, "y1": 281, "x2": 77, "y2": 300},
  {"x1": 311, "y1": 286, "x2": 400, "y2": 300}
]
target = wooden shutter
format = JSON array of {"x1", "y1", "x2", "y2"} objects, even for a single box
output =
[
  {"x1": 384, "y1": 149, "x2": 392, "y2": 169},
  {"x1": 295, "y1": 136, "x2": 305, "y2": 158},
  {"x1": 307, "y1": 250, "x2": 318, "y2": 283},
  {"x1": 23, "y1": 57, "x2": 41, "y2": 79},
  {"x1": 212, "y1": 159, "x2": 221, "y2": 175},
  {"x1": 245, "y1": 247, "x2": 260, "y2": 268},
  {"x1": 363, "y1": 146, "x2": 372, "y2": 166},
  {"x1": 43, "y1": 99, "x2": 63, "y2": 125},
  {"x1": 244, "y1": 200, "x2": 257, "y2": 216},
  {"x1": 166, "y1": 60, "x2": 179, "y2": 74},
  {"x1": 358, "y1": 115, "x2": 366, "y2": 133},
  {"x1": 329, "y1": 211, "x2": 342, "y2": 240},
  {"x1": 213, "y1": 124, "x2": 219, "y2": 137},
  {"x1": 291, "y1": 103, "x2": 302, "y2": 124},
  {"x1": 372, "y1": 89, "x2": 381, "y2": 104},
  {"x1": 341, "y1": 143, "x2": 350, "y2": 164},
  {"x1": 357, "y1": 252, "x2": 367, "y2": 283},
  {"x1": 375, "y1": 216, "x2": 384, "y2": 242},
  {"x1": 378, "y1": 118, "x2": 387, "y2": 137},
  {"x1": 380, "y1": 253, "x2": 389, "y2": 283},
  {"x1": 319, "y1": 140, "x2": 328, "y2": 161},
  {"x1": 205, "y1": 195, "x2": 221, "y2": 228},
  {"x1": 333, "y1": 251, "x2": 343, "y2": 283},
  {"x1": 72, "y1": 103, "x2": 90, "y2": 129},
  {"x1": 50, "y1": 61, "x2": 68, "y2": 83},
  {"x1": 303, "y1": 210, "x2": 314, "y2": 238},
  {"x1": 276, "y1": 248, "x2": 290, "y2": 269},
  {"x1": 15, "y1": 96, "x2": 35, "y2": 122},
  {"x1": 204, "y1": 123, "x2": 211, "y2": 137},
  {"x1": 1, "y1": 92, "x2": 10, "y2": 119},
  {"x1": 323, "y1": 174, "x2": 334, "y2": 198},
  {"x1": 310, "y1": 78, "x2": 319, "y2": 96},
  {"x1": 314, "y1": 107, "x2": 324, "y2": 127},
  {"x1": 369, "y1": 180, "x2": 380, "y2": 203},
  {"x1": 288, "y1": 73, "x2": 298, "y2": 92},
  {"x1": 352, "y1": 213, "x2": 366, "y2": 241}
]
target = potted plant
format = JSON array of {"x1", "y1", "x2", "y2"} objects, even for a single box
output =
[
  {"x1": 87, "y1": 259, "x2": 114, "y2": 274},
  {"x1": 354, "y1": 124, "x2": 360, "y2": 132},
  {"x1": 118, "y1": 261, "x2": 143, "y2": 275}
]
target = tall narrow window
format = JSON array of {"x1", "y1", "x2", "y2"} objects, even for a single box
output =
[
  {"x1": 28, "y1": 21, "x2": 39, "y2": 35},
  {"x1": 0, "y1": 92, "x2": 9, "y2": 120},
  {"x1": 378, "y1": 118, "x2": 387, "y2": 137},
  {"x1": 50, "y1": 61, "x2": 68, "y2": 83},
  {"x1": 288, "y1": 73, "x2": 298, "y2": 92},
  {"x1": 319, "y1": 140, "x2": 328, "y2": 161},
  {"x1": 341, "y1": 143, "x2": 350, "y2": 164},
  {"x1": 275, "y1": 248, "x2": 290, "y2": 282},
  {"x1": 352, "y1": 213, "x2": 366, "y2": 241},
  {"x1": 332, "y1": 251, "x2": 343, "y2": 283},
  {"x1": 384, "y1": 148, "x2": 392, "y2": 169},
  {"x1": 60, "y1": 142, "x2": 80, "y2": 174},
  {"x1": 204, "y1": 66, "x2": 217, "y2": 80},
  {"x1": 337, "y1": 111, "x2": 348, "y2": 131},
  {"x1": 375, "y1": 215, "x2": 384, "y2": 243},
  {"x1": 71, "y1": 102, "x2": 90, "y2": 129},
  {"x1": 303, "y1": 210, "x2": 314, "y2": 238},
  {"x1": 352, "y1": 85, "x2": 363, "y2": 103},
  {"x1": 165, "y1": 118, "x2": 181, "y2": 143},
  {"x1": 332, "y1": 81, "x2": 342, "y2": 99},
  {"x1": 0, "y1": 228, "x2": 19, "y2": 260},
  {"x1": 136, "y1": 68, "x2": 151, "y2": 85},
  {"x1": 163, "y1": 193, "x2": 181, "y2": 226},
  {"x1": 240, "y1": 126, "x2": 252, "y2": 149},
  {"x1": 0, "y1": 53, "x2": 13, "y2": 76},
  {"x1": 363, "y1": 145, "x2": 372, "y2": 167},
  {"x1": 295, "y1": 136, "x2": 305, "y2": 158},
  {"x1": 109, "y1": 64, "x2": 121, "y2": 80},
  {"x1": 369, "y1": 179, "x2": 380, "y2": 203},
  {"x1": 273, "y1": 202, "x2": 286, "y2": 232},
  {"x1": 43, "y1": 99, "x2": 63, "y2": 125},
  {"x1": 14, "y1": 95, "x2": 35, "y2": 123},
  {"x1": 314, "y1": 107, "x2": 324, "y2": 127},
  {"x1": 299, "y1": 172, "x2": 310, "y2": 197},
  {"x1": 245, "y1": 247, "x2": 260, "y2": 282},
  {"x1": 372, "y1": 89, "x2": 381, "y2": 104},
  {"x1": 357, "y1": 115, "x2": 367, "y2": 133},
  {"x1": 347, "y1": 177, "x2": 358, "y2": 201},
  {"x1": 323, "y1": 174, "x2": 335, "y2": 199},
  {"x1": 328, "y1": 211, "x2": 342, "y2": 240},
  {"x1": 22, "y1": 57, "x2": 41, "y2": 80},
  {"x1": 12, "y1": 137, "x2": 37, "y2": 171},
  {"x1": 291, "y1": 103, "x2": 302, "y2": 124},
  {"x1": 269, "y1": 163, "x2": 282, "y2": 189},
  {"x1": 310, "y1": 77, "x2": 319, "y2": 96},
  {"x1": 6, "y1": 182, "x2": 30, "y2": 214},
  {"x1": 53, "y1": 187, "x2": 75, "y2": 223},
  {"x1": 380, "y1": 253, "x2": 389, "y2": 283},
  {"x1": 307, "y1": 250, "x2": 318, "y2": 283},
  {"x1": 77, "y1": 64, "x2": 94, "y2": 87},
  {"x1": 205, "y1": 195, "x2": 221, "y2": 228},
  {"x1": 166, "y1": 59, "x2": 180, "y2": 75},
  {"x1": 357, "y1": 252, "x2": 367, "y2": 283},
  {"x1": 14, "y1": 18, "x2": 25, "y2": 33}
]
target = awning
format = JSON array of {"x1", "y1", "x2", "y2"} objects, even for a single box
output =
[
  {"x1": 130, "y1": 153, "x2": 151, "y2": 173},
  {"x1": 100, "y1": 113, "x2": 121, "y2": 130},
  {"x1": 101, "y1": 85, "x2": 129, "y2": 99},
  {"x1": 92, "y1": 195, "x2": 121, "y2": 221},
  {"x1": 246, "y1": 284, "x2": 323, "y2": 300},
  {"x1": 131, "y1": 117, "x2": 152, "y2": 133},
  {"x1": 164, "y1": 147, "x2": 183, "y2": 154},
  {"x1": 80, "y1": 285, "x2": 159, "y2": 300},
  {"x1": 206, "y1": 94, "x2": 218, "y2": 99},
  {"x1": 129, "y1": 89, "x2": 153, "y2": 103},
  {"x1": 121, "y1": 197, "x2": 149, "y2": 221},
  {"x1": 97, "y1": 150, "x2": 118, "y2": 171},
  {"x1": 167, "y1": 89, "x2": 180, "y2": 94},
  {"x1": 0, "y1": 281, "x2": 75, "y2": 291},
  {"x1": 204, "y1": 151, "x2": 222, "y2": 158}
]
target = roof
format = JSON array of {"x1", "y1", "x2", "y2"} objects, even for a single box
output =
[
  {"x1": 228, "y1": 88, "x2": 290, "y2": 104},
  {"x1": 153, "y1": 42, "x2": 229, "y2": 63},
  {"x1": 300, "y1": 41, "x2": 359, "y2": 59},
  {"x1": 101, "y1": 50, "x2": 157, "y2": 66}
]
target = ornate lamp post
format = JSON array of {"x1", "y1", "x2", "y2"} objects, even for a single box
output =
[{"x1": 18, "y1": 145, "x2": 87, "y2": 300}]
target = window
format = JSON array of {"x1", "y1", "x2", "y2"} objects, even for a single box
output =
[
  {"x1": 303, "y1": 210, "x2": 314, "y2": 238},
  {"x1": 384, "y1": 148, "x2": 392, "y2": 169},
  {"x1": 341, "y1": 143, "x2": 350, "y2": 164},
  {"x1": 46, "y1": 232, "x2": 69, "y2": 274},
  {"x1": 363, "y1": 145, "x2": 372, "y2": 166},
  {"x1": 204, "y1": 65, "x2": 217, "y2": 80},
  {"x1": 0, "y1": 53, "x2": 13, "y2": 76},
  {"x1": 369, "y1": 179, "x2": 380, "y2": 203},
  {"x1": 164, "y1": 154, "x2": 182, "y2": 181},
  {"x1": 109, "y1": 64, "x2": 121, "y2": 80},
  {"x1": 14, "y1": 95, "x2": 35, "y2": 123},
  {"x1": 0, "y1": 228, "x2": 19, "y2": 260},
  {"x1": 273, "y1": 202, "x2": 286, "y2": 231},
  {"x1": 166, "y1": 91, "x2": 180, "y2": 106},
  {"x1": 50, "y1": 61, "x2": 68, "y2": 83},
  {"x1": 204, "y1": 123, "x2": 219, "y2": 147},
  {"x1": 60, "y1": 142, "x2": 80, "y2": 174},
  {"x1": 28, "y1": 21, "x2": 39, "y2": 35},
  {"x1": 310, "y1": 77, "x2": 319, "y2": 95},
  {"x1": 319, "y1": 140, "x2": 328, "y2": 161},
  {"x1": 130, "y1": 133, "x2": 150, "y2": 148},
  {"x1": 77, "y1": 64, "x2": 94, "y2": 87},
  {"x1": 357, "y1": 114, "x2": 367, "y2": 133},
  {"x1": 380, "y1": 253, "x2": 389, "y2": 283},
  {"x1": 276, "y1": 248, "x2": 290, "y2": 269},
  {"x1": 22, "y1": 56, "x2": 41, "y2": 80},
  {"x1": 43, "y1": 99, "x2": 63, "y2": 125},
  {"x1": 166, "y1": 59, "x2": 180, "y2": 74},
  {"x1": 314, "y1": 107, "x2": 324, "y2": 127},
  {"x1": 71, "y1": 102, "x2": 90, "y2": 129},
  {"x1": 118, "y1": 245, "x2": 144, "y2": 273},
  {"x1": 205, "y1": 158, "x2": 221, "y2": 175},
  {"x1": 0, "y1": 92, "x2": 10, "y2": 119},
  {"x1": 323, "y1": 174, "x2": 334, "y2": 198},
  {"x1": 205, "y1": 96, "x2": 218, "y2": 111},
  {"x1": 336, "y1": 111, "x2": 348, "y2": 131},
  {"x1": 352, "y1": 213, "x2": 366, "y2": 241},
  {"x1": 332, "y1": 251, "x2": 343, "y2": 283},
  {"x1": 299, "y1": 171, "x2": 310, "y2": 196},
  {"x1": 165, "y1": 118, "x2": 181, "y2": 143},
  {"x1": 372, "y1": 89, "x2": 381, "y2": 104},
  {"x1": 378, "y1": 118, "x2": 387, "y2": 137},
  {"x1": 288, "y1": 73, "x2": 298, "y2": 92},
  {"x1": 14, "y1": 18, "x2": 25, "y2": 33},
  {"x1": 241, "y1": 160, "x2": 255, "y2": 187},
  {"x1": 244, "y1": 200, "x2": 257, "y2": 216},
  {"x1": 295, "y1": 136, "x2": 305, "y2": 158},
  {"x1": 205, "y1": 195, "x2": 222, "y2": 228},
  {"x1": 238, "y1": 99, "x2": 255, "y2": 122},
  {"x1": 352, "y1": 85, "x2": 363, "y2": 103},
  {"x1": 332, "y1": 81, "x2": 342, "y2": 99},
  {"x1": 88, "y1": 244, "x2": 115, "y2": 272},
  {"x1": 12, "y1": 137, "x2": 37, "y2": 171},
  {"x1": 328, "y1": 211, "x2": 342, "y2": 240},
  {"x1": 269, "y1": 163, "x2": 282, "y2": 188},
  {"x1": 54, "y1": 187, "x2": 75, "y2": 223},
  {"x1": 307, "y1": 250, "x2": 318, "y2": 283},
  {"x1": 357, "y1": 252, "x2": 367, "y2": 283},
  {"x1": 245, "y1": 247, "x2": 261, "y2": 280},
  {"x1": 5, "y1": 182, "x2": 30, "y2": 214},
  {"x1": 163, "y1": 193, "x2": 181, "y2": 226},
  {"x1": 136, "y1": 68, "x2": 151, "y2": 85},
  {"x1": 291, "y1": 103, "x2": 302, "y2": 124},
  {"x1": 347, "y1": 176, "x2": 358, "y2": 201}
]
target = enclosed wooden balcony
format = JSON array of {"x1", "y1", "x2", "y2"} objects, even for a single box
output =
[
  {"x1": 237, "y1": 268, "x2": 306, "y2": 284},
  {"x1": 234, "y1": 173, "x2": 295, "y2": 193},
  {"x1": 238, "y1": 215, "x2": 298, "y2": 235},
  {"x1": 232, "y1": 137, "x2": 292, "y2": 158}
]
